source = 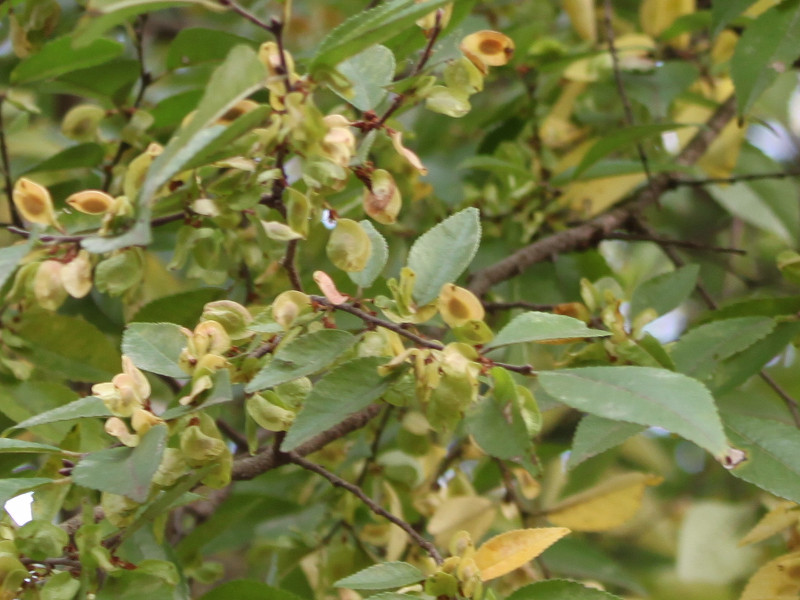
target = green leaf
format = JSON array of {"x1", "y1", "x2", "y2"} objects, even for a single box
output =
[
  {"x1": 246, "y1": 329, "x2": 357, "y2": 393},
  {"x1": 486, "y1": 312, "x2": 609, "y2": 351},
  {"x1": 538, "y1": 367, "x2": 729, "y2": 458},
  {"x1": 568, "y1": 415, "x2": 646, "y2": 470},
  {"x1": 541, "y1": 538, "x2": 644, "y2": 594},
  {"x1": 310, "y1": 0, "x2": 451, "y2": 70},
  {"x1": 72, "y1": 424, "x2": 168, "y2": 503},
  {"x1": 349, "y1": 220, "x2": 389, "y2": 288},
  {"x1": 701, "y1": 295, "x2": 800, "y2": 322},
  {"x1": 0, "y1": 381, "x2": 81, "y2": 443},
  {"x1": 282, "y1": 357, "x2": 392, "y2": 451},
  {"x1": 0, "y1": 240, "x2": 32, "y2": 291},
  {"x1": 723, "y1": 411, "x2": 800, "y2": 503},
  {"x1": 671, "y1": 317, "x2": 775, "y2": 381},
  {"x1": 466, "y1": 368, "x2": 533, "y2": 460},
  {"x1": 711, "y1": 0, "x2": 760, "y2": 37},
  {"x1": 122, "y1": 323, "x2": 188, "y2": 379},
  {"x1": 82, "y1": 44, "x2": 267, "y2": 254},
  {"x1": 8, "y1": 396, "x2": 111, "y2": 432},
  {"x1": 166, "y1": 28, "x2": 258, "y2": 70},
  {"x1": 506, "y1": 579, "x2": 624, "y2": 600},
  {"x1": 131, "y1": 288, "x2": 225, "y2": 328},
  {"x1": 466, "y1": 395, "x2": 531, "y2": 460},
  {"x1": 197, "y1": 580, "x2": 304, "y2": 600},
  {"x1": 56, "y1": 59, "x2": 140, "y2": 103},
  {"x1": 15, "y1": 312, "x2": 121, "y2": 382},
  {"x1": 0, "y1": 478, "x2": 55, "y2": 507},
  {"x1": 334, "y1": 561, "x2": 424, "y2": 590},
  {"x1": 11, "y1": 36, "x2": 123, "y2": 82},
  {"x1": 573, "y1": 123, "x2": 693, "y2": 178},
  {"x1": 333, "y1": 45, "x2": 396, "y2": 111},
  {"x1": 630, "y1": 264, "x2": 699, "y2": 318},
  {"x1": 407, "y1": 207, "x2": 481, "y2": 305},
  {"x1": 23, "y1": 143, "x2": 105, "y2": 174},
  {"x1": 711, "y1": 321, "x2": 800, "y2": 394},
  {"x1": 731, "y1": 0, "x2": 800, "y2": 115},
  {"x1": 74, "y1": 0, "x2": 222, "y2": 46},
  {"x1": 0, "y1": 439, "x2": 63, "y2": 454},
  {"x1": 709, "y1": 181, "x2": 796, "y2": 244}
]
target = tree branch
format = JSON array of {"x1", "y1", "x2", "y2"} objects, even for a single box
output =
[
  {"x1": 232, "y1": 404, "x2": 383, "y2": 480},
  {"x1": 0, "y1": 94, "x2": 22, "y2": 229},
  {"x1": 468, "y1": 94, "x2": 738, "y2": 297},
  {"x1": 288, "y1": 452, "x2": 443, "y2": 565}
]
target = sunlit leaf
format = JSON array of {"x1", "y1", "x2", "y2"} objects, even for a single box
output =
[
  {"x1": 474, "y1": 528, "x2": 571, "y2": 581},
  {"x1": 739, "y1": 502, "x2": 800, "y2": 546},
  {"x1": 546, "y1": 472, "x2": 663, "y2": 531},
  {"x1": 486, "y1": 311, "x2": 608, "y2": 350},
  {"x1": 335, "y1": 562, "x2": 424, "y2": 590},
  {"x1": 739, "y1": 550, "x2": 800, "y2": 600}
]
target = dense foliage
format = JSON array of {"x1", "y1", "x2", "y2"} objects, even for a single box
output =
[{"x1": 2, "y1": 0, "x2": 800, "y2": 598}]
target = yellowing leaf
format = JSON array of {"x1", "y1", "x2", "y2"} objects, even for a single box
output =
[
  {"x1": 740, "y1": 502, "x2": 800, "y2": 546},
  {"x1": 427, "y1": 496, "x2": 495, "y2": 547},
  {"x1": 473, "y1": 527, "x2": 570, "y2": 581},
  {"x1": 740, "y1": 551, "x2": 800, "y2": 600},
  {"x1": 546, "y1": 472, "x2": 663, "y2": 532}
]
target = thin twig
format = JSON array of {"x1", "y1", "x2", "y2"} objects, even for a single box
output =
[
  {"x1": 232, "y1": 404, "x2": 383, "y2": 480},
  {"x1": 103, "y1": 15, "x2": 152, "y2": 192},
  {"x1": 217, "y1": 0, "x2": 273, "y2": 31},
  {"x1": 637, "y1": 220, "x2": 800, "y2": 428},
  {"x1": 216, "y1": 418, "x2": 248, "y2": 452},
  {"x1": 672, "y1": 171, "x2": 800, "y2": 186},
  {"x1": 310, "y1": 295, "x2": 536, "y2": 374},
  {"x1": 6, "y1": 210, "x2": 186, "y2": 243},
  {"x1": 606, "y1": 232, "x2": 746, "y2": 254},
  {"x1": 355, "y1": 405, "x2": 393, "y2": 487},
  {"x1": 468, "y1": 94, "x2": 738, "y2": 297},
  {"x1": 288, "y1": 452, "x2": 443, "y2": 565},
  {"x1": 311, "y1": 295, "x2": 443, "y2": 349},
  {"x1": 759, "y1": 372, "x2": 800, "y2": 428},
  {"x1": 283, "y1": 238, "x2": 304, "y2": 291},
  {"x1": 378, "y1": 9, "x2": 444, "y2": 126},
  {"x1": 603, "y1": 0, "x2": 652, "y2": 181},
  {"x1": 0, "y1": 94, "x2": 22, "y2": 228}
]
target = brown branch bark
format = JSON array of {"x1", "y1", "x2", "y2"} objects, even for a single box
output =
[{"x1": 468, "y1": 94, "x2": 738, "y2": 297}]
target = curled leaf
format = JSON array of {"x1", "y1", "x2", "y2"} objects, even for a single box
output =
[{"x1": 313, "y1": 270, "x2": 349, "y2": 305}]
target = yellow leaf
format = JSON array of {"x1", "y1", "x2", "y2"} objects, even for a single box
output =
[
  {"x1": 427, "y1": 496, "x2": 496, "y2": 548},
  {"x1": 546, "y1": 472, "x2": 663, "y2": 532},
  {"x1": 474, "y1": 527, "x2": 570, "y2": 581},
  {"x1": 739, "y1": 502, "x2": 800, "y2": 547},
  {"x1": 740, "y1": 551, "x2": 800, "y2": 600}
]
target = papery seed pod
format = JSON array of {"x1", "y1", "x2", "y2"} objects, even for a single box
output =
[
  {"x1": 131, "y1": 408, "x2": 163, "y2": 435},
  {"x1": 152, "y1": 448, "x2": 189, "y2": 488},
  {"x1": 272, "y1": 290, "x2": 312, "y2": 329},
  {"x1": 191, "y1": 320, "x2": 231, "y2": 357},
  {"x1": 562, "y1": 0, "x2": 597, "y2": 42},
  {"x1": 32, "y1": 260, "x2": 67, "y2": 311},
  {"x1": 12, "y1": 178, "x2": 62, "y2": 230},
  {"x1": 121, "y1": 355, "x2": 151, "y2": 400},
  {"x1": 217, "y1": 99, "x2": 260, "y2": 125},
  {"x1": 108, "y1": 373, "x2": 145, "y2": 416},
  {"x1": 202, "y1": 300, "x2": 253, "y2": 341},
  {"x1": 286, "y1": 187, "x2": 311, "y2": 238},
  {"x1": 326, "y1": 218, "x2": 372, "y2": 272},
  {"x1": 389, "y1": 130, "x2": 428, "y2": 175},
  {"x1": 260, "y1": 220, "x2": 303, "y2": 241},
  {"x1": 460, "y1": 30, "x2": 515, "y2": 73},
  {"x1": 449, "y1": 530, "x2": 475, "y2": 558},
  {"x1": 363, "y1": 169, "x2": 402, "y2": 225},
  {"x1": 259, "y1": 41, "x2": 296, "y2": 78},
  {"x1": 101, "y1": 492, "x2": 139, "y2": 528},
  {"x1": 444, "y1": 57, "x2": 485, "y2": 96},
  {"x1": 60, "y1": 250, "x2": 93, "y2": 298},
  {"x1": 424, "y1": 86, "x2": 471, "y2": 118},
  {"x1": 61, "y1": 104, "x2": 106, "y2": 141},
  {"x1": 104, "y1": 417, "x2": 140, "y2": 447},
  {"x1": 180, "y1": 424, "x2": 227, "y2": 465},
  {"x1": 124, "y1": 143, "x2": 162, "y2": 199},
  {"x1": 438, "y1": 284, "x2": 485, "y2": 327},
  {"x1": 246, "y1": 394, "x2": 296, "y2": 431},
  {"x1": 416, "y1": 2, "x2": 453, "y2": 33}
]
